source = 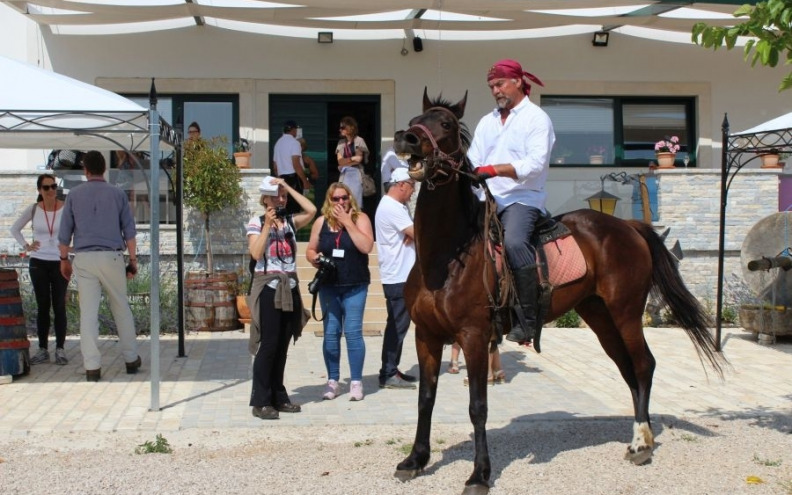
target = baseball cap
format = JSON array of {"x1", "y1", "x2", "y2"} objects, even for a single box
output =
[
  {"x1": 390, "y1": 168, "x2": 412, "y2": 183},
  {"x1": 258, "y1": 176, "x2": 279, "y2": 196}
]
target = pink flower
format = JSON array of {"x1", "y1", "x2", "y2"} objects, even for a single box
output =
[{"x1": 655, "y1": 136, "x2": 681, "y2": 153}]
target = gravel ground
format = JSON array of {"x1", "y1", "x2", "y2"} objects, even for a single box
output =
[{"x1": 1, "y1": 415, "x2": 791, "y2": 495}]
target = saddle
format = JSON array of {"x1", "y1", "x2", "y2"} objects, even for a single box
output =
[{"x1": 488, "y1": 211, "x2": 587, "y2": 352}]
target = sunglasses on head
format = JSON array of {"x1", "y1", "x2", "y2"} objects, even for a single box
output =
[
  {"x1": 330, "y1": 195, "x2": 349, "y2": 203},
  {"x1": 40, "y1": 184, "x2": 57, "y2": 191}
]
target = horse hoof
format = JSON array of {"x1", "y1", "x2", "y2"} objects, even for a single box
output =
[
  {"x1": 624, "y1": 446, "x2": 653, "y2": 465},
  {"x1": 461, "y1": 483, "x2": 490, "y2": 495},
  {"x1": 394, "y1": 468, "x2": 420, "y2": 482}
]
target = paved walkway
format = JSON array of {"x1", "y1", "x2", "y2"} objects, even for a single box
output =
[{"x1": 1, "y1": 326, "x2": 789, "y2": 437}]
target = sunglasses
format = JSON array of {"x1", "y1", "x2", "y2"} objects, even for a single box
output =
[
  {"x1": 330, "y1": 195, "x2": 349, "y2": 203},
  {"x1": 40, "y1": 184, "x2": 58, "y2": 191},
  {"x1": 339, "y1": 126, "x2": 346, "y2": 130}
]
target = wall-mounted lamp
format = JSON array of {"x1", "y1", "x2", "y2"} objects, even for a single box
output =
[
  {"x1": 585, "y1": 186, "x2": 620, "y2": 215},
  {"x1": 592, "y1": 31, "x2": 609, "y2": 47},
  {"x1": 318, "y1": 32, "x2": 333, "y2": 44},
  {"x1": 413, "y1": 36, "x2": 423, "y2": 52}
]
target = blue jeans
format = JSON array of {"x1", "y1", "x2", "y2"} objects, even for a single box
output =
[
  {"x1": 319, "y1": 283, "x2": 368, "y2": 381},
  {"x1": 500, "y1": 203, "x2": 542, "y2": 269}
]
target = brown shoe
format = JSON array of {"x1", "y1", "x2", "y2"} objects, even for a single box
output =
[
  {"x1": 125, "y1": 356, "x2": 142, "y2": 374},
  {"x1": 86, "y1": 369, "x2": 101, "y2": 382},
  {"x1": 252, "y1": 406, "x2": 279, "y2": 420},
  {"x1": 275, "y1": 402, "x2": 302, "y2": 413}
]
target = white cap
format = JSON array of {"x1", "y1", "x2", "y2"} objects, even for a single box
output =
[
  {"x1": 390, "y1": 168, "x2": 411, "y2": 183},
  {"x1": 258, "y1": 176, "x2": 279, "y2": 196}
]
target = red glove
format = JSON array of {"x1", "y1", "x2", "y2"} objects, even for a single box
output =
[{"x1": 475, "y1": 165, "x2": 497, "y2": 181}]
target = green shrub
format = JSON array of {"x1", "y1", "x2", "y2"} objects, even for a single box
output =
[{"x1": 555, "y1": 309, "x2": 581, "y2": 328}]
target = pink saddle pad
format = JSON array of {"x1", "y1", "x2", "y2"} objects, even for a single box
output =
[{"x1": 542, "y1": 236, "x2": 587, "y2": 287}]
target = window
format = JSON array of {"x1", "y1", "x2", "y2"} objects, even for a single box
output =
[
  {"x1": 116, "y1": 94, "x2": 239, "y2": 224},
  {"x1": 541, "y1": 96, "x2": 695, "y2": 167}
]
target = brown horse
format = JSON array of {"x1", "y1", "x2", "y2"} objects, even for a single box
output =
[{"x1": 392, "y1": 90, "x2": 725, "y2": 495}]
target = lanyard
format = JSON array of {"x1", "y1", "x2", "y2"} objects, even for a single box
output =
[
  {"x1": 42, "y1": 204, "x2": 56, "y2": 238},
  {"x1": 335, "y1": 229, "x2": 343, "y2": 249}
]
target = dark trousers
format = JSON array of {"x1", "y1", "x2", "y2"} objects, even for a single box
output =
[
  {"x1": 29, "y1": 257, "x2": 68, "y2": 350},
  {"x1": 280, "y1": 173, "x2": 303, "y2": 215},
  {"x1": 379, "y1": 282, "x2": 411, "y2": 382},
  {"x1": 249, "y1": 286, "x2": 297, "y2": 408},
  {"x1": 500, "y1": 203, "x2": 542, "y2": 269}
]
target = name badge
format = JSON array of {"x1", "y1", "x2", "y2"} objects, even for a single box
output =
[{"x1": 332, "y1": 249, "x2": 345, "y2": 258}]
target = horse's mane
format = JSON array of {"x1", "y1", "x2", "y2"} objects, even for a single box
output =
[{"x1": 425, "y1": 95, "x2": 483, "y2": 251}]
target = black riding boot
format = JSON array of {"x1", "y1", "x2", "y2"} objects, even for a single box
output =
[{"x1": 506, "y1": 265, "x2": 539, "y2": 343}]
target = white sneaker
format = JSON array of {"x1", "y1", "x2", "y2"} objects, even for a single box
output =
[
  {"x1": 322, "y1": 379, "x2": 339, "y2": 400},
  {"x1": 54, "y1": 348, "x2": 68, "y2": 366},
  {"x1": 349, "y1": 380, "x2": 364, "y2": 401},
  {"x1": 29, "y1": 348, "x2": 49, "y2": 365}
]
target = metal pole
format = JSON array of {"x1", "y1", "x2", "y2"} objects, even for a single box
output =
[
  {"x1": 715, "y1": 113, "x2": 729, "y2": 351},
  {"x1": 176, "y1": 143, "x2": 185, "y2": 357},
  {"x1": 148, "y1": 79, "x2": 161, "y2": 411}
]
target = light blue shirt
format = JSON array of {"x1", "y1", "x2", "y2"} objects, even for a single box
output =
[
  {"x1": 58, "y1": 178, "x2": 136, "y2": 252},
  {"x1": 467, "y1": 96, "x2": 555, "y2": 212}
]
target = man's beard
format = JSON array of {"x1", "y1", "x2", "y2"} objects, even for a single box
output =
[{"x1": 496, "y1": 96, "x2": 512, "y2": 109}]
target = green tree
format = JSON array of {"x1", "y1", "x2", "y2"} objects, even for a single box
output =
[
  {"x1": 692, "y1": 0, "x2": 792, "y2": 91},
  {"x1": 183, "y1": 137, "x2": 243, "y2": 274}
]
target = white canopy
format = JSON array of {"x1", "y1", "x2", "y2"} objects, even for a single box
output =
[
  {"x1": 0, "y1": 55, "x2": 175, "y2": 411},
  {"x1": 732, "y1": 112, "x2": 792, "y2": 137},
  {"x1": 0, "y1": 55, "x2": 176, "y2": 151}
]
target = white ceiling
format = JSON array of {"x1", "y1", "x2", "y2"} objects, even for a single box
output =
[{"x1": 2, "y1": 1, "x2": 748, "y2": 44}]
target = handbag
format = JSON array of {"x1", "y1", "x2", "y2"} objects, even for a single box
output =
[{"x1": 361, "y1": 171, "x2": 377, "y2": 197}]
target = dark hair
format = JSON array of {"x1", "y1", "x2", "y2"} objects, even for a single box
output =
[
  {"x1": 82, "y1": 150, "x2": 106, "y2": 175},
  {"x1": 188, "y1": 121, "x2": 201, "y2": 133},
  {"x1": 36, "y1": 173, "x2": 56, "y2": 202},
  {"x1": 340, "y1": 116, "x2": 359, "y2": 136}
]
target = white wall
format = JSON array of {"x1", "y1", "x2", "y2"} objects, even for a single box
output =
[{"x1": 2, "y1": 6, "x2": 791, "y2": 216}]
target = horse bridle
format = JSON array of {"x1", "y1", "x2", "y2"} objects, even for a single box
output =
[{"x1": 406, "y1": 107, "x2": 475, "y2": 188}]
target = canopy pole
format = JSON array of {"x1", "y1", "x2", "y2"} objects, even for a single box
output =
[
  {"x1": 715, "y1": 113, "x2": 729, "y2": 352},
  {"x1": 148, "y1": 79, "x2": 161, "y2": 412}
]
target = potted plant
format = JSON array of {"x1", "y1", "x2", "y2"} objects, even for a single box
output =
[
  {"x1": 587, "y1": 145, "x2": 607, "y2": 164},
  {"x1": 552, "y1": 147, "x2": 574, "y2": 164},
  {"x1": 758, "y1": 148, "x2": 781, "y2": 168},
  {"x1": 654, "y1": 136, "x2": 680, "y2": 168},
  {"x1": 233, "y1": 138, "x2": 252, "y2": 169}
]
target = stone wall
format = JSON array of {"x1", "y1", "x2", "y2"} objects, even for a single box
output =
[{"x1": 655, "y1": 168, "x2": 782, "y2": 307}]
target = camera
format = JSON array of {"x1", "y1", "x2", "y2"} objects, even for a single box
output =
[
  {"x1": 307, "y1": 254, "x2": 337, "y2": 295},
  {"x1": 274, "y1": 206, "x2": 287, "y2": 219}
]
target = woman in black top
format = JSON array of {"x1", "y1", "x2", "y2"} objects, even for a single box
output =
[{"x1": 306, "y1": 182, "x2": 374, "y2": 402}]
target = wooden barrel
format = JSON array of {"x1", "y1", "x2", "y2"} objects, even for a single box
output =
[
  {"x1": 0, "y1": 269, "x2": 30, "y2": 377},
  {"x1": 184, "y1": 270, "x2": 238, "y2": 331}
]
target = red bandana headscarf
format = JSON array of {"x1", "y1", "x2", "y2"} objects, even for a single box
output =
[{"x1": 487, "y1": 59, "x2": 544, "y2": 96}]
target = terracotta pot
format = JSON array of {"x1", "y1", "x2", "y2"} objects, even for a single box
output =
[
  {"x1": 656, "y1": 152, "x2": 676, "y2": 168},
  {"x1": 759, "y1": 153, "x2": 781, "y2": 168},
  {"x1": 234, "y1": 152, "x2": 251, "y2": 169},
  {"x1": 236, "y1": 295, "x2": 251, "y2": 325}
]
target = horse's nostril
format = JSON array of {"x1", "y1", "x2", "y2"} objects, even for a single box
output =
[{"x1": 405, "y1": 133, "x2": 419, "y2": 145}]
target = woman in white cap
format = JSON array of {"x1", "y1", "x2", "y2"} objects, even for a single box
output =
[{"x1": 246, "y1": 176, "x2": 316, "y2": 420}]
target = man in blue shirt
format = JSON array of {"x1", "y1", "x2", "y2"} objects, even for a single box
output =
[
  {"x1": 469, "y1": 59, "x2": 556, "y2": 344},
  {"x1": 59, "y1": 150, "x2": 141, "y2": 382}
]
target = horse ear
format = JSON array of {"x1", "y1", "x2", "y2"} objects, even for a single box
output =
[
  {"x1": 422, "y1": 87, "x2": 432, "y2": 112},
  {"x1": 453, "y1": 91, "x2": 468, "y2": 120}
]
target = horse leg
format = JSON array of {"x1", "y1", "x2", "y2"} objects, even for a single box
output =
[
  {"x1": 577, "y1": 298, "x2": 656, "y2": 465},
  {"x1": 459, "y1": 333, "x2": 493, "y2": 495},
  {"x1": 395, "y1": 326, "x2": 443, "y2": 482}
]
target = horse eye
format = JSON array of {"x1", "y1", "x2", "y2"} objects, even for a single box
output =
[{"x1": 442, "y1": 122, "x2": 451, "y2": 129}]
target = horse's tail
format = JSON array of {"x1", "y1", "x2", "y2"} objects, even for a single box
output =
[{"x1": 628, "y1": 221, "x2": 726, "y2": 377}]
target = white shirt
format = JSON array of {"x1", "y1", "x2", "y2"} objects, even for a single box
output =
[
  {"x1": 272, "y1": 133, "x2": 301, "y2": 176},
  {"x1": 375, "y1": 195, "x2": 415, "y2": 284},
  {"x1": 467, "y1": 96, "x2": 555, "y2": 212},
  {"x1": 380, "y1": 148, "x2": 408, "y2": 188},
  {"x1": 10, "y1": 203, "x2": 63, "y2": 261}
]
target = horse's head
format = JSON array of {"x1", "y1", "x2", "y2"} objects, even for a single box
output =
[{"x1": 394, "y1": 88, "x2": 469, "y2": 183}]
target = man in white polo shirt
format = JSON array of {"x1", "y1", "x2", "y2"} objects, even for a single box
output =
[
  {"x1": 375, "y1": 168, "x2": 418, "y2": 389},
  {"x1": 272, "y1": 120, "x2": 310, "y2": 214}
]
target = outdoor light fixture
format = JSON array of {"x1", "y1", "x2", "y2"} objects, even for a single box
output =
[
  {"x1": 413, "y1": 36, "x2": 423, "y2": 52},
  {"x1": 318, "y1": 32, "x2": 333, "y2": 44},
  {"x1": 592, "y1": 31, "x2": 609, "y2": 47},
  {"x1": 585, "y1": 174, "x2": 621, "y2": 215}
]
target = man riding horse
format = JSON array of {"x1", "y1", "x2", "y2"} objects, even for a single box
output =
[{"x1": 469, "y1": 59, "x2": 555, "y2": 344}]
